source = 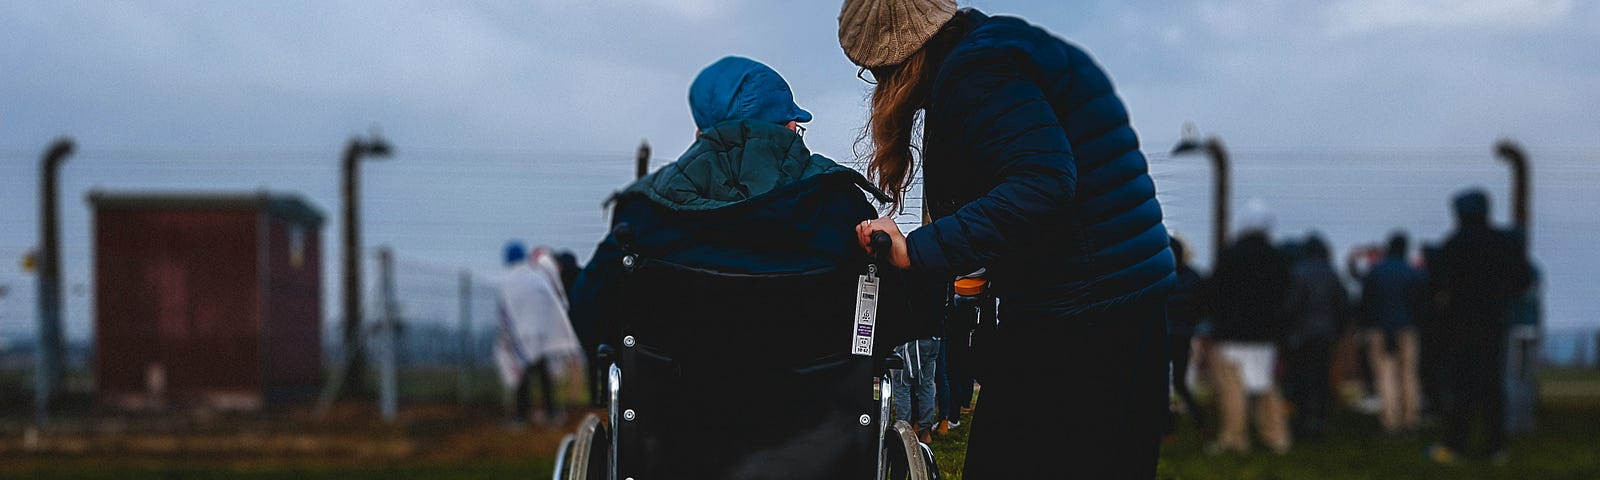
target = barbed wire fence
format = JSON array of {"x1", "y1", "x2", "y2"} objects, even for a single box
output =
[
  {"x1": 0, "y1": 145, "x2": 1598, "y2": 419},
  {"x1": 314, "y1": 249, "x2": 505, "y2": 415}
]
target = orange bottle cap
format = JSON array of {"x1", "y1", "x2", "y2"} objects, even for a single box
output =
[{"x1": 953, "y1": 277, "x2": 987, "y2": 296}]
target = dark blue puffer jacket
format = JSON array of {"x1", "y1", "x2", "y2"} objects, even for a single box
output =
[{"x1": 910, "y1": 9, "x2": 1174, "y2": 318}]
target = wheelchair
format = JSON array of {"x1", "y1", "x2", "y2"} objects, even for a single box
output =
[{"x1": 552, "y1": 229, "x2": 939, "y2": 480}]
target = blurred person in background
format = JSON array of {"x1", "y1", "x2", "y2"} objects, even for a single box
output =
[
  {"x1": 1203, "y1": 200, "x2": 1293, "y2": 455},
  {"x1": 550, "y1": 249, "x2": 600, "y2": 404},
  {"x1": 838, "y1": 0, "x2": 1176, "y2": 476},
  {"x1": 899, "y1": 215, "x2": 947, "y2": 445},
  {"x1": 1360, "y1": 231, "x2": 1427, "y2": 435},
  {"x1": 1504, "y1": 260, "x2": 1543, "y2": 436},
  {"x1": 939, "y1": 271, "x2": 992, "y2": 436},
  {"x1": 1342, "y1": 244, "x2": 1387, "y2": 417},
  {"x1": 496, "y1": 241, "x2": 584, "y2": 426},
  {"x1": 1427, "y1": 190, "x2": 1533, "y2": 465},
  {"x1": 1165, "y1": 235, "x2": 1206, "y2": 437},
  {"x1": 554, "y1": 250, "x2": 581, "y2": 301},
  {"x1": 1419, "y1": 244, "x2": 1448, "y2": 421},
  {"x1": 934, "y1": 331, "x2": 955, "y2": 436},
  {"x1": 1281, "y1": 232, "x2": 1351, "y2": 440},
  {"x1": 893, "y1": 335, "x2": 940, "y2": 444}
]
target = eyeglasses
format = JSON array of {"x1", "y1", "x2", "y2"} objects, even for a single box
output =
[
  {"x1": 857, "y1": 67, "x2": 877, "y2": 85},
  {"x1": 795, "y1": 124, "x2": 807, "y2": 138}
]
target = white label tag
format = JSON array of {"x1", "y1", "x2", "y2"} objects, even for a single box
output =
[{"x1": 851, "y1": 274, "x2": 879, "y2": 356}]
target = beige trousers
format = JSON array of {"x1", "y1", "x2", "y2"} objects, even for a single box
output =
[
  {"x1": 1367, "y1": 328, "x2": 1421, "y2": 433},
  {"x1": 1208, "y1": 345, "x2": 1292, "y2": 453}
]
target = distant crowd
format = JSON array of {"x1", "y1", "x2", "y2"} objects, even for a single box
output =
[{"x1": 1163, "y1": 190, "x2": 1538, "y2": 465}]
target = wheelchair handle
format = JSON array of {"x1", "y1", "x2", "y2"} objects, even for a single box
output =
[{"x1": 868, "y1": 231, "x2": 893, "y2": 261}]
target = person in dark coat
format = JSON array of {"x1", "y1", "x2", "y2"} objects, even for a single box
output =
[
  {"x1": 1361, "y1": 231, "x2": 1427, "y2": 434},
  {"x1": 1281, "y1": 233, "x2": 1350, "y2": 440},
  {"x1": 554, "y1": 250, "x2": 580, "y2": 299},
  {"x1": 1202, "y1": 202, "x2": 1293, "y2": 455},
  {"x1": 1418, "y1": 243, "x2": 1447, "y2": 419},
  {"x1": 1166, "y1": 236, "x2": 1206, "y2": 435},
  {"x1": 1427, "y1": 190, "x2": 1533, "y2": 464},
  {"x1": 838, "y1": 2, "x2": 1175, "y2": 476}
]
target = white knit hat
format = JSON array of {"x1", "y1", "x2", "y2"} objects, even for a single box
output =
[{"x1": 838, "y1": 0, "x2": 958, "y2": 68}]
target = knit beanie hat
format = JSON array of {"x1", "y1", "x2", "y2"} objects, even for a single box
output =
[{"x1": 838, "y1": 0, "x2": 958, "y2": 68}]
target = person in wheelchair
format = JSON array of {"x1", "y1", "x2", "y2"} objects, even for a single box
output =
[{"x1": 562, "y1": 56, "x2": 938, "y2": 479}]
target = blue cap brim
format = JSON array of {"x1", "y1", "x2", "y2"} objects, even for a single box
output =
[{"x1": 792, "y1": 106, "x2": 812, "y2": 124}]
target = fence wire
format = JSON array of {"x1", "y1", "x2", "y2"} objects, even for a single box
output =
[{"x1": 0, "y1": 147, "x2": 1597, "y2": 415}]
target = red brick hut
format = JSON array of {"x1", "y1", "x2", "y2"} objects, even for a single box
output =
[{"x1": 89, "y1": 191, "x2": 324, "y2": 410}]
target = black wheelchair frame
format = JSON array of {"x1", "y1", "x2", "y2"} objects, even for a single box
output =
[{"x1": 551, "y1": 229, "x2": 937, "y2": 480}]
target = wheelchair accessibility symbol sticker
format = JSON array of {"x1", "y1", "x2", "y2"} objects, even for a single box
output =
[{"x1": 851, "y1": 274, "x2": 879, "y2": 356}]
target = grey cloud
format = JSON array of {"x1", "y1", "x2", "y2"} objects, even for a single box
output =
[{"x1": 1, "y1": 0, "x2": 1597, "y2": 338}]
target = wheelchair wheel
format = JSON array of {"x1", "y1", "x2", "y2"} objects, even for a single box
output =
[
  {"x1": 561, "y1": 413, "x2": 608, "y2": 480},
  {"x1": 551, "y1": 433, "x2": 576, "y2": 480},
  {"x1": 884, "y1": 420, "x2": 932, "y2": 480},
  {"x1": 918, "y1": 441, "x2": 941, "y2": 480}
]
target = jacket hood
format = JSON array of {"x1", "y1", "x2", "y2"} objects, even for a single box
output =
[{"x1": 624, "y1": 120, "x2": 888, "y2": 210}]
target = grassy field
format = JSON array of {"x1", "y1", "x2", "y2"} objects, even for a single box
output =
[
  {"x1": 926, "y1": 368, "x2": 1600, "y2": 479},
  {"x1": 3, "y1": 369, "x2": 1598, "y2": 479},
  {"x1": 1152, "y1": 402, "x2": 1600, "y2": 480},
  {"x1": 3, "y1": 458, "x2": 555, "y2": 480},
  {"x1": 932, "y1": 405, "x2": 1600, "y2": 479}
]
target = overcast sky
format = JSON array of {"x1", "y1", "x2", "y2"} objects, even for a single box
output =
[{"x1": 2, "y1": 0, "x2": 1597, "y2": 340}]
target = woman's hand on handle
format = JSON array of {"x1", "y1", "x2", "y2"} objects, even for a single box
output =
[{"x1": 857, "y1": 217, "x2": 911, "y2": 269}]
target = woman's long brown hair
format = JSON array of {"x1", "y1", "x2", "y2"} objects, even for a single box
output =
[{"x1": 857, "y1": 13, "x2": 968, "y2": 210}]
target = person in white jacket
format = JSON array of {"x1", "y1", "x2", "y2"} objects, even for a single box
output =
[{"x1": 496, "y1": 241, "x2": 584, "y2": 425}]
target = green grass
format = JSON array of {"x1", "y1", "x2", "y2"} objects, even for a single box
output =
[
  {"x1": 7, "y1": 406, "x2": 1598, "y2": 480},
  {"x1": 5, "y1": 369, "x2": 1599, "y2": 479},
  {"x1": 0, "y1": 458, "x2": 555, "y2": 480},
  {"x1": 927, "y1": 403, "x2": 1600, "y2": 480},
  {"x1": 1155, "y1": 402, "x2": 1600, "y2": 480},
  {"x1": 927, "y1": 369, "x2": 1600, "y2": 479},
  {"x1": 928, "y1": 415, "x2": 972, "y2": 478}
]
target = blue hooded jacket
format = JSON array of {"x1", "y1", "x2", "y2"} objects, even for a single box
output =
[{"x1": 910, "y1": 10, "x2": 1174, "y2": 318}]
